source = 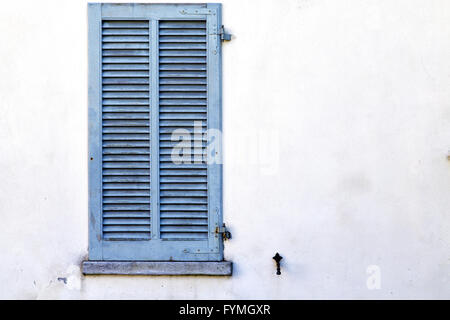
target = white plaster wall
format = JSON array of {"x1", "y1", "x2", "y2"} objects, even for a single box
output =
[{"x1": 0, "y1": 0, "x2": 449, "y2": 299}]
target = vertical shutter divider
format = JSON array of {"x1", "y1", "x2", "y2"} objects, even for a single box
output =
[{"x1": 150, "y1": 18, "x2": 161, "y2": 240}]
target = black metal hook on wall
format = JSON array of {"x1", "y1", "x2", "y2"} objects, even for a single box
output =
[{"x1": 273, "y1": 253, "x2": 283, "y2": 275}]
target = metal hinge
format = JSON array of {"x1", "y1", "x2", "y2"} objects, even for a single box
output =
[
  {"x1": 211, "y1": 26, "x2": 232, "y2": 41},
  {"x1": 219, "y1": 26, "x2": 232, "y2": 41},
  {"x1": 180, "y1": 8, "x2": 216, "y2": 15},
  {"x1": 215, "y1": 223, "x2": 232, "y2": 240},
  {"x1": 179, "y1": 8, "x2": 231, "y2": 40}
]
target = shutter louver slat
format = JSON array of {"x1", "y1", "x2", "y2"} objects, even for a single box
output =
[
  {"x1": 159, "y1": 20, "x2": 208, "y2": 241},
  {"x1": 101, "y1": 20, "x2": 151, "y2": 241}
]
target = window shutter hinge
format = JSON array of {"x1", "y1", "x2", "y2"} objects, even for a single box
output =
[
  {"x1": 210, "y1": 26, "x2": 232, "y2": 41},
  {"x1": 215, "y1": 223, "x2": 232, "y2": 240},
  {"x1": 180, "y1": 8, "x2": 215, "y2": 15},
  {"x1": 219, "y1": 26, "x2": 232, "y2": 41}
]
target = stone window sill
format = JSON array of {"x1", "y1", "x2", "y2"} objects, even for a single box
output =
[{"x1": 82, "y1": 261, "x2": 232, "y2": 276}]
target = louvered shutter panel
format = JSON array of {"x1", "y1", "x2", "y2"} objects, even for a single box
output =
[
  {"x1": 102, "y1": 19, "x2": 151, "y2": 241},
  {"x1": 88, "y1": 3, "x2": 224, "y2": 261},
  {"x1": 158, "y1": 20, "x2": 208, "y2": 241}
]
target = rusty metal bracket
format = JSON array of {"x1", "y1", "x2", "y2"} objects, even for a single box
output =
[
  {"x1": 273, "y1": 253, "x2": 283, "y2": 275},
  {"x1": 215, "y1": 223, "x2": 232, "y2": 240}
]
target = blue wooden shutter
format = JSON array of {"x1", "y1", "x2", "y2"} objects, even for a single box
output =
[{"x1": 88, "y1": 3, "x2": 223, "y2": 261}]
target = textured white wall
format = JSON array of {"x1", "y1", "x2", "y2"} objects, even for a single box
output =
[{"x1": 1, "y1": 0, "x2": 450, "y2": 299}]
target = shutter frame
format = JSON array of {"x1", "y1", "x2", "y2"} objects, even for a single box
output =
[
  {"x1": 88, "y1": 3, "x2": 103, "y2": 260},
  {"x1": 205, "y1": 2, "x2": 224, "y2": 257},
  {"x1": 88, "y1": 3, "x2": 224, "y2": 261}
]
